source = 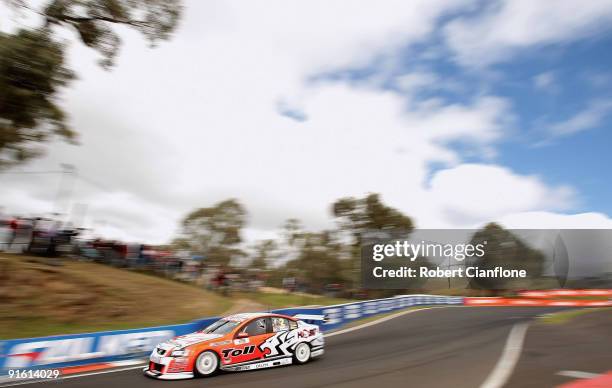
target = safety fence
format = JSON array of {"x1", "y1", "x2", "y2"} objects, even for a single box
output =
[{"x1": 0, "y1": 294, "x2": 462, "y2": 374}]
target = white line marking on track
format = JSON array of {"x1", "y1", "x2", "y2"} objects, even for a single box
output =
[
  {"x1": 479, "y1": 323, "x2": 529, "y2": 388},
  {"x1": 557, "y1": 370, "x2": 601, "y2": 379},
  {"x1": 105, "y1": 360, "x2": 145, "y2": 367},
  {"x1": 61, "y1": 366, "x2": 147, "y2": 380}
]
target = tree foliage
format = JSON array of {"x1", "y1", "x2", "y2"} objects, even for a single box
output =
[
  {"x1": 180, "y1": 199, "x2": 247, "y2": 266},
  {"x1": 6, "y1": 0, "x2": 182, "y2": 67},
  {"x1": 177, "y1": 195, "x2": 417, "y2": 293},
  {"x1": 332, "y1": 193, "x2": 414, "y2": 245},
  {"x1": 281, "y1": 231, "x2": 346, "y2": 291},
  {"x1": 250, "y1": 239, "x2": 278, "y2": 270},
  {"x1": 466, "y1": 223, "x2": 545, "y2": 290},
  {"x1": 0, "y1": 0, "x2": 182, "y2": 167},
  {"x1": 262, "y1": 194, "x2": 415, "y2": 293},
  {"x1": 332, "y1": 193, "x2": 414, "y2": 289},
  {"x1": 281, "y1": 218, "x2": 303, "y2": 248},
  {"x1": 0, "y1": 29, "x2": 75, "y2": 167}
]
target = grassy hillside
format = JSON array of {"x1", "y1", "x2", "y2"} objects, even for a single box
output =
[{"x1": 0, "y1": 254, "x2": 234, "y2": 339}]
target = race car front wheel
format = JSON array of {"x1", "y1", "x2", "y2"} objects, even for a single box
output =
[
  {"x1": 293, "y1": 343, "x2": 311, "y2": 364},
  {"x1": 195, "y1": 351, "x2": 219, "y2": 377}
]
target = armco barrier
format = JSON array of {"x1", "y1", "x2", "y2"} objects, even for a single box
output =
[{"x1": 0, "y1": 294, "x2": 462, "y2": 374}]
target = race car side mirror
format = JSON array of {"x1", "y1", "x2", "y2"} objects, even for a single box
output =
[{"x1": 237, "y1": 332, "x2": 249, "y2": 339}]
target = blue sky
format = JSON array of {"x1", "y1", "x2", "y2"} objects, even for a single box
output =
[
  {"x1": 495, "y1": 37, "x2": 612, "y2": 215},
  {"x1": 308, "y1": 17, "x2": 612, "y2": 217}
]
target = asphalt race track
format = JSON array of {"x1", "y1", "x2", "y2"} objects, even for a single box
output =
[{"x1": 10, "y1": 307, "x2": 571, "y2": 388}]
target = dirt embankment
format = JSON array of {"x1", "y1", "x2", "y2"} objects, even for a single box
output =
[{"x1": 0, "y1": 254, "x2": 233, "y2": 339}]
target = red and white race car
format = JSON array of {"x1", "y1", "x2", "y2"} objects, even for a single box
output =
[{"x1": 143, "y1": 312, "x2": 325, "y2": 380}]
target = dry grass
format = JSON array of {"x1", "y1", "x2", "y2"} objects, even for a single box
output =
[
  {"x1": 537, "y1": 307, "x2": 612, "y2": 325},
  {"x1": 0, "y1": 254, "x2": 232, "y2": 339}
]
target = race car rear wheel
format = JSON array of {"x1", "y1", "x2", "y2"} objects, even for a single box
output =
[
  {"x1": 195, "y1": 350, "x2": 219, "y2": 377},
  {"x1": 293, "y1": 342, "x2": 311, "y2": 364}
]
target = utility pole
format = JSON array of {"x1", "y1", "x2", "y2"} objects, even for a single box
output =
[{"x1": 53, "y1": 163, "x2": 77, "y2": 220}]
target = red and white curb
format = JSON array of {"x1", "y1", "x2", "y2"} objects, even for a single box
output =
[
  {"x1": 519, "y1": 290, "x2": 612, "y2": 298},
  {"x1": 557, "y1": 370, "x2": 612, "y2": 387},
  {"x1": 59, "y1": 359, "x2": 145, "y2": 375}
]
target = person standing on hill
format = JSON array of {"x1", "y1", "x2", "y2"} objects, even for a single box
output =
[{"x1": 8, "y1": 217, "x2": 18, "y2": 251}]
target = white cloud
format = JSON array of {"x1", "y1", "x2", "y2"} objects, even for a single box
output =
[
  {"x1": 423, "y1": 164, "x2": 575, "y2": 226},
  {"x1": 498, "y1": 211, "x2": 612, "y2": 229},
  {"x1": 549, "y1": 99, "x2": 612, "y2": 137},
  {"x1": 533, "y1": 71, "x2": 557, "y2": 92},
  {"x1": 0, "y1": 0, "x2": 608, "y2": 244},
  {"x1": 583, "y1": 71, "x2": 612, "y2": 89},
  {"x1": 394, "y1": 70, "x2": 465, "y2": 96},
  {"x1": 395, "y1": 71, "x2": 441, "y2": 93},
  {"x1": 444, "y1": 0, "x2": 612, "y2": 66}
]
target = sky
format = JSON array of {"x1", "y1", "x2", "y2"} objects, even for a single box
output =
[{"x1": 1, "y1": 0, "x2": 612, "y2": 244}]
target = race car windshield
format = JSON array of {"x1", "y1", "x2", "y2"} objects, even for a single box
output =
[{"x1": 202, "y1": 319, "x2": 241, "y2": 335}]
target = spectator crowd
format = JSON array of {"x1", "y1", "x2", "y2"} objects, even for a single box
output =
[{"x1": 0, "y1": 213, "x2": 265, "y2": 294}]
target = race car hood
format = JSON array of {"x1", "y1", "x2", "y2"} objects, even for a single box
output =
[{"x1": 163, "y1": 333, "x2": 223, "y2": 348}]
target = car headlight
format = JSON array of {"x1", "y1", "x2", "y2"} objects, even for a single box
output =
[{"x1": 170, "y1": 348, "x2": 190, "y2": 357}]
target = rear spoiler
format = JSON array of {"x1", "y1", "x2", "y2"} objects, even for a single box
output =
[{"x1": 293, "y1": 314, "x2": 327, "y2": 323}]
